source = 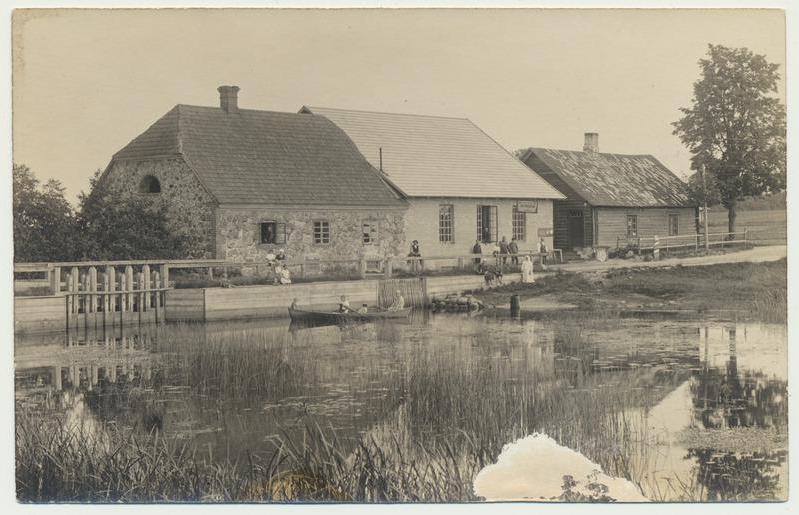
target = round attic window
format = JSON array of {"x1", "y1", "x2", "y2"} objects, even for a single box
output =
[{"x1": 139, "y1": 175, "x2": 161, "y2": 193}]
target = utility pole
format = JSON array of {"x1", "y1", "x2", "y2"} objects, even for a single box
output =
[{"x1": 700, "y1": 164, "x2": 710, "y2": 252}]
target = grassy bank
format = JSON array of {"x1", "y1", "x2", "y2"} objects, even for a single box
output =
[{"x1": 476, "y1": 259, "x2": 787, "y2": 322}]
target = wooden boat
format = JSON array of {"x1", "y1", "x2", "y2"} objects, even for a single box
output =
[{"x1": 288, "y1": 306, "x2": 412, "y2": 324}]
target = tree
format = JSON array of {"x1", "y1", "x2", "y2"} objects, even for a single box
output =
[
  {"x1": 12, "y1": 164, "x2": 82, "y2": 262},
  {"x1": 673, "y1": 44, "x2": 786, "y2": 234},
  {"x1": 78, "y1": 169, "x2": 206, "y2": 260}
]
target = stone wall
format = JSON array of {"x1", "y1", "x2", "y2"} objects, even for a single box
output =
[
  {"x1": 100, "y1": 158, "x2": 217, "y2": 258},
  {"x1": 216, "y1": 207, "x2": 407, "y2": 262}
]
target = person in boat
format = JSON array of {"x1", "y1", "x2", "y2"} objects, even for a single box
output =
[
  {"x1": 290, "y1": 298, "x2": 299, "y2": 310},
  {"x1": 388, "y1": 290, "x2": 405, "y2": 311},
  {"x1": 338, "y1": 295, "x2": 352, "y2": 313},
  {"x1": 357, "y1": 303, "x2": 368, "y2": 314},
  {"x1": 521, "y1": 255, "x2": 535, "y2": 284}
]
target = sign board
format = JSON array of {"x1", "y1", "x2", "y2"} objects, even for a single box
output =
[
  {"x1": 516, "y1": 200, "x2": 538, "y2": 213},
  {"x1": 537, "y1": 227, "x2": 554, "y2": 237}
]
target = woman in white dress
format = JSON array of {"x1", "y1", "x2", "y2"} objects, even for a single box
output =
[{"x1": 520, "y1": 255, "x2": 535, "y2": 283}]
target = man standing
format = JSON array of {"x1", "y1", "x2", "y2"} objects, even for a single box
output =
[
  {"x1": 499, "y1": 236, "x2": 509, "y2": 266},
  {"x1": 472, "y1": 240, "x2": 482, "y2": 273},
  {"x1": 509, "y1": 237, "x2": 519, "y2": 265}
]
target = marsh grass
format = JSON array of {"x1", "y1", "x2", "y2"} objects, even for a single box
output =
[{"x1": 15, "y1": 317, "x2": 709, "y2": 502}]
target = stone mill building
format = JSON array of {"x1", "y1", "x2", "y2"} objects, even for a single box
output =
[
  {"x1": 97, "y1": 86, "x2": 408, "y2": 262},
  {"x1": 98, "y1": 86, "x2": 564, "y2": 262}
]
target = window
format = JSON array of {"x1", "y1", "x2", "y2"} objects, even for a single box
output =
[
  {"x1": 362, "y1": 222, "x2": 378, "y2": 244},
  {"x1": 668, "y1": 214, "x2": 679, "y2": 236},
  {"x1": 476, "y1": 205, "x2": 498, "y2": 243},
  {"x1": 313, "y1": 220, "x2": 330, "y2": 244},
  {"x1": 512, "y1": 207, "x2": 527, "y2": 241},
  {"x1": 260, "y1": 222, "x2": 286, "y2": 244},
  {"x1": 439, "y1": 204, "x2": 454, "y2": 243},
  {"x1": 626, "y1": 215, "x2": 638, "y2": 238},
  {"x1": 138, "y1": 175, "x2": 161, "y2": 193}
]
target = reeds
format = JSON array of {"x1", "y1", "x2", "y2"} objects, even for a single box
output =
[{"x1": 14, "y1": 317, "x2": 714, "y2": 502}]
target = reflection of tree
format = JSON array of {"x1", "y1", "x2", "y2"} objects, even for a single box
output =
[
  {"x1": 691, "y1": 367, "x2": 787, "y2": 430},
  {"x1": 688, "y1": 448, "x2": 787, "y2": 500}
]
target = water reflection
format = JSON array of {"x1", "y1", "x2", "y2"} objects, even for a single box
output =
[{"x1": 15, "y1": 315, "x2": 788, "y2": 501}]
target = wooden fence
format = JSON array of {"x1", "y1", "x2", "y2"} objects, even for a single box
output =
[{"x1": 617, "y1": 230, "x2": 749, "y2": 254}]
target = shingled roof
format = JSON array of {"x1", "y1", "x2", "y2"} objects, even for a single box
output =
[
  {"x1": 301, "y1": 106, "x2": 565, "y2": 200},
  {"x1": 112, "y1": 105, "x2": 406, "y2": 207},
  {"x1": 520, "y1": 148, "x2": 692, "y2": 208}
]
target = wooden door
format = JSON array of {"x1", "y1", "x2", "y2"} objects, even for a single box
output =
[{"x1": 568, "y1": 210, "x2": 584, "y2": 248}]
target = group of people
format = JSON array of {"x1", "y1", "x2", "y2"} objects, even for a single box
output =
[
  {"x1": 265, "y1": 248, "x2": 292, "y2": 285},
  {"x1": 336, "y1": 289, "x2": 404, "y2": 314}
]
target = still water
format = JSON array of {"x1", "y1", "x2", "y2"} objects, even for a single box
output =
[{"x1": 15, "y1": 313, "x2": 788, "y2": 501}]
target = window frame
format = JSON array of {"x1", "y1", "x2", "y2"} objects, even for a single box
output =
[
  {"x1": 668, "y1": 213, "x2": 679, "y2": 236},
  {"x1": 138, "y1": 175, "x2": 161, "y2": 194},
  {"x1": 512, "y1": 206, "x2": 527, "y2": 242},
  {"x1": 626, "y1": 214, "x2": 638, "y2": 238},
  {"x1": 438, "y1": 204, "x2": 455, "y2": 243},
  {"x1": 259, "y1": 221, "x2": 286, "y2": 245},
  {"x1": 476, "y1": 205, "x2": 499, "y2": 243},
  {"x1": 313, "y1": 220, "x2": 331, "y2": 245},
  {"x1": 362, "y1": 221, "x2": 379, "y2": 245}
]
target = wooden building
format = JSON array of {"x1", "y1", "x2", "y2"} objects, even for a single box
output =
[{"x1": 519, "y1": 133, "x2": 696, "y2": 250}]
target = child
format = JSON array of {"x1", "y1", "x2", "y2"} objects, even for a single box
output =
[{"x1": 357, "y1": 304, "x2": 368, "y2": 314}]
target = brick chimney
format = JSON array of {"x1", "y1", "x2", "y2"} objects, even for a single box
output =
[
  {"x1": 583, "y1": 132, "x2": 599, "y2": 153},
  {"x1": 218, "y1": 85, "x2": 240, "y2": 113}
]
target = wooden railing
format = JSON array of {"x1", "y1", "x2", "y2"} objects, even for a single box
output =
[
  {"x1": 14, "y1": 251, "x2": 560, "y2": 296},
  {"x1": 616, "y1": 230, "x2": 749, "y2": 253}
]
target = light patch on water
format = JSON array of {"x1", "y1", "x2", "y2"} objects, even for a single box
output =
[{"x1": 473, "y1": 433, "x2": 649, "y2": 502}]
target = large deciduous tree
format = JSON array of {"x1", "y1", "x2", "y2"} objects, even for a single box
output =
[
  {"x1": 13, "y1": 164, "x2": 82, "y2": 262},
  {"x1": 78, "y1": 169, "x2": 206, "y2": 260},
  {"x1": 673, "y1": 44, "x2": 786, "y2": 234}
]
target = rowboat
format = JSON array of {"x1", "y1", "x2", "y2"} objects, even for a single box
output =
[{"x1": 288, "y1": 306, "x2": 412, "y2": 324}]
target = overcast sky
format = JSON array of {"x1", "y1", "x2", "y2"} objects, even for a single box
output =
[{"x1": 12, "y1": 8, "x2": 785, "y2": 203}]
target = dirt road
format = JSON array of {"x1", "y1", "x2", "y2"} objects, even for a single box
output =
[{"x1": 551, "y1": 245, "x2": 786, "y2": 274}]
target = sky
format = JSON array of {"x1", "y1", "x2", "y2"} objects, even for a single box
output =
[{"x1": 11, "y1": 8, "x2": 786, "y2": 204}]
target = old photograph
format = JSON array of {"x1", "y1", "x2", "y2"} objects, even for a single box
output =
[{"x1": 9, "y1": 7, "x2": 789, "y2": 504}]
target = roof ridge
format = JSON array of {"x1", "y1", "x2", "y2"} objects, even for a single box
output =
[
  {"x1": 176, "y1": 103, "x2": 319, "y2": 118},
  {"x1": 305, "y1": 105, "x2": 470, "y2": 122},
  {"x1": 531, "y1": 146, "x2": 658, "y2": 159}
]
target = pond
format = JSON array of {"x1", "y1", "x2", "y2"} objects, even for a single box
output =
[{"x1": 15, "y1": 312, "x2": 787, "y2": 502}]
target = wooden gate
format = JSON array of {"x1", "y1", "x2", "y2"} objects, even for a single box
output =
[{"x1": 377, "y1": 277, "x2": 427, "y2": 309}]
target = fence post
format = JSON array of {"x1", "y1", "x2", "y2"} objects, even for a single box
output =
[
  {"x1": 160, "y1": 264, "x2": 170, "y2": 289},
  {"x1": 653, "y1": 236, "x2": 660, "y2": 260},
  {"x1": 695, "y1": 234, "x2": 699, "y2": 252},
  {"x1": 125, "y1": 266, "x2": 134, "y2": 312},
  {"x1": 744, "y1": 228, "x2": 749, "y2": 246},
  {"x1": 50, "y1": 266, "x2": 61, "y2": 295},
  {"x1": 385, "y1": 258, "x2": 393, "y2": 279},
  {"x1": 142, "y1": 265, "x2": 151, "y2": 310},
  {"x1": 359, "y1": 258, "x2": 367, "y2": 279},
  {"x1": 106, "y1": 266, "x2": 116, "y2": 315}
]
